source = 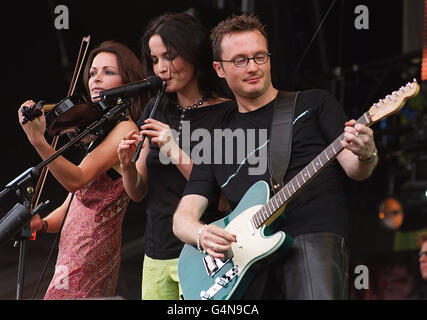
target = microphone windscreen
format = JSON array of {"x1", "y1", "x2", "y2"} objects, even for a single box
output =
[{"x1": 146, "y1": 75, "x2": 163, "y2": 91}]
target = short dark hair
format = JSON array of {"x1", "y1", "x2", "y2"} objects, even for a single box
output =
[
  {"x1": 417, "y1": 232, "x2": 427, "y2": 247},
  {"x1": 210, "y1": 13, "x2": 269, "y2": 61},
  {"x1": 140, "y1": 12, "x2": 224, "y2": 99},
  {"x1": 83, "y1": 41, "x2": 148, "y2": 122}
]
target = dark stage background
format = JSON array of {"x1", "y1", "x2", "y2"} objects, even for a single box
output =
[{"x1": 1, "y1": 0, "x2": 427, "y2": 300}]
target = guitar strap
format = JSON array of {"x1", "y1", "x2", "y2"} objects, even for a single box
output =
[{"x1": 268, "y1": 90, "x2": 300, "y2": 194}]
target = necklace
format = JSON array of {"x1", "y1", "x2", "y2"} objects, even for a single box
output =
[
  {"x1": 175, "y1": 96, "x2": 209, "y2": 111},
  {"x1": 175, "y1": 96, "x2": 209, "y2": 142}
]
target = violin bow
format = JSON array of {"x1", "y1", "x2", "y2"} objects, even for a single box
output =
[{"x1": 30, "y1": 35, "x2": 91, "y2": 212}]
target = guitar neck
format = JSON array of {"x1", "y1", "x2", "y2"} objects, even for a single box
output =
[
  {"x1": 250, "y1": 79, "x2": 420, "y2": 228},
  {"x1": 251, "y1": 112, "x2": 372, "y2": 228}
]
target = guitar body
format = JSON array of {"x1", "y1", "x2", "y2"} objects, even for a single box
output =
[{"x1": 178, "y1": 181, "x2": 294, "y2": 300}]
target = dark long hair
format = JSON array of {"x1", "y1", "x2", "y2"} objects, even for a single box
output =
[
  {"x1": 83, "y1": 41, "x2": 149, "y2": 122},
  {"x1": 140, "y1": 13, "x2": 225, "y2": 99}
]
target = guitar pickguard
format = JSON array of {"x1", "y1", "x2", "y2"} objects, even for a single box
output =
[{"x1": 224, "y1": 205, "x2": 285, "y2": 276}]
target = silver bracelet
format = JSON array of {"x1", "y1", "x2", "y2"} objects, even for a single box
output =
[
  {"x1": 196, "y1": 224, "x2": 207, "y2": 254},
  {"x1": 358, "y1": 149, "x2": 377, "y2": 163}
]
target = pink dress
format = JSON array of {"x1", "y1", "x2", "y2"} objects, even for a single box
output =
[{"x1": 44, "y1": 172, "x2": 130, "y2": 299}]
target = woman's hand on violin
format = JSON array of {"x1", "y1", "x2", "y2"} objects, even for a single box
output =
[
  {"x1": 18, "y1": 100, "x2": 46, "y2": 145},
  {"x1": 141, "y1": 118, "x2": 179, "y2": 161},
  {"x1": 117, "y1": 129, "x2": 141, "y2": 168}
]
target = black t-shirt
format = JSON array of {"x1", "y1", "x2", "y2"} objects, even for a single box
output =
[
  {"x1": 184, "y1": 89, "x2": 351, "y2": 240},
  {"x1": 138, "y1": 97, "x2": 236, "y2": 259}
]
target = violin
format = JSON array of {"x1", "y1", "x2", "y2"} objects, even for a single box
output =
[{"x1": 21, "y1": 94, "x2": 107, "y2": 137}]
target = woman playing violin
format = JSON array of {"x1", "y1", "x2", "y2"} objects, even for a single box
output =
[{"x1": 18, "y1": 41, "x2": 149, "y2": 299}]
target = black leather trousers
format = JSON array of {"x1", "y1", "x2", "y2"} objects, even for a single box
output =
[{"x1": 242, "y1": 232, "x2": 349, "y2": 300}]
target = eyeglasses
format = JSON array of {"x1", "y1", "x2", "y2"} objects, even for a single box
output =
[
  {"x1": 219, "y1": 53, "x2": 271, "y2": 68},
  {"x1": 418, "y1": 251, "x2": 427, "y2": 258}
]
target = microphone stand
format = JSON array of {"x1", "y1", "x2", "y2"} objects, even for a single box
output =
[
  {"x1": 0, "y1": 97, "x2": 131, "y2": 299},
  {"x1": 0, "y1": 168, "x2": 50, "y2": 300},
  {"x1": 132, "y1": 81, "x2": 166, "y2": 163}
]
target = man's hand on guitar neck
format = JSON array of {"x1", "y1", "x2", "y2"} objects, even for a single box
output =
[
  {"x1": 342, "y1": 120, "x2": 377, "y2": 161},
  {"x1": 338, "y1": 119, "x2": 378, "y2": 181}
]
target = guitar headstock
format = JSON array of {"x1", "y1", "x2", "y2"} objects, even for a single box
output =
[{"x1": 368, "y1": 79, "x2": 420, "y2": 124}]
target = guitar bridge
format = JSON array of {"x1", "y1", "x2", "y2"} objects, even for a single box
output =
[
  {"x1": 200, "y1": 265, "x2": 239, "y2": 300},
  {"x1": 203, "y1": 249, "x2": 233, "y2": 277}
]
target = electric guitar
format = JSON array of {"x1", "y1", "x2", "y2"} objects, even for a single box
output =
[{"x1": 178, "y1": 80, "x2": 420, "y2": 300}]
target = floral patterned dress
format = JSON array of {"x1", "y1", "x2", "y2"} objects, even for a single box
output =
[{"x1": 44, "y1": 172, "x2": 129, "y2": 299}]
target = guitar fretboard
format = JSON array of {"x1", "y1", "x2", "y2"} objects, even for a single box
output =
[{"x1": 251, "y1": 111, "x2": 372, "y2": 229}]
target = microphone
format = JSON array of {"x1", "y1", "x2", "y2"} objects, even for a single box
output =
[
  {"x1": 0, "y1": 204, "x2": 31, "y2": 245},
  {"x1": 99, "y1": 75, "x2": 163, "y2": 100}
]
